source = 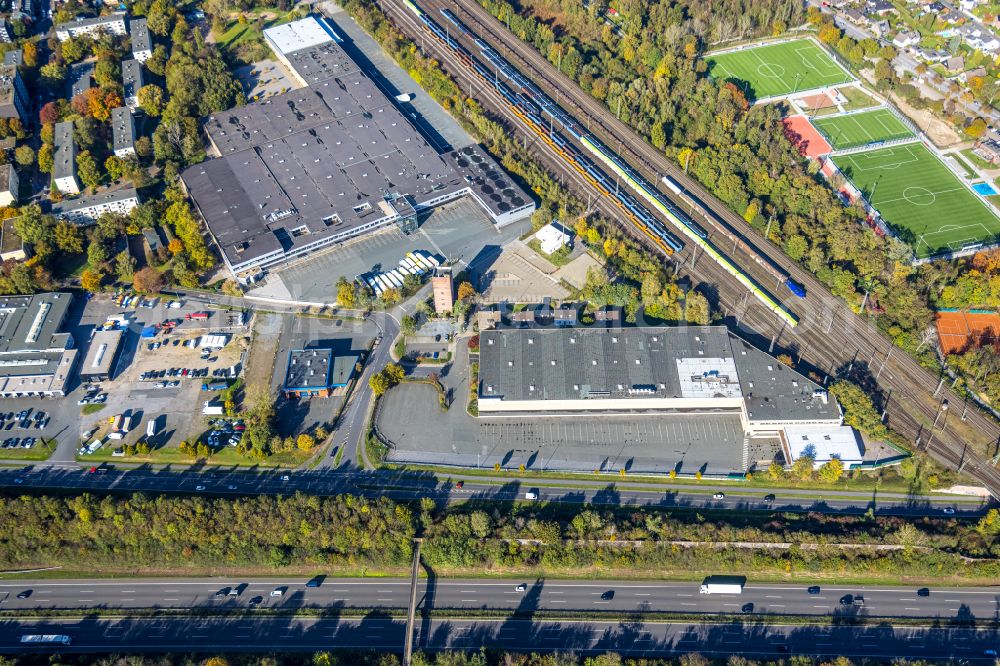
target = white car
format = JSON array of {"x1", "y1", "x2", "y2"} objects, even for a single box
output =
[
  {"x1": 77, "y1": 397, "x2": 90, "y2": 405},
  {"x1": 713, "y1": 493, "x2": 725, "y2": 500},
  {"x1": 270, "y1": 588, "x2": 284, "y2": 597},
  {"x1": 943, "y1": 507, "x2": 956, "y2": 515},
  {"x1": 524, "y1": 491, "x2": 538, "y2": 500},
  {"x1": 195, "y1": 485, "x2": 206, "y2": 491}
]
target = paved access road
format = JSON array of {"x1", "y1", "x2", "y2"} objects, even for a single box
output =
[
  {"x1": 2, "y1": 578, "x2": 999, "y2": 621},
  {"x1": 0, "y1": 465, "x2": 986, "y2": 518},
  {"x1": 3, "y1": 616, "x2": 1000, "y2": 659}
]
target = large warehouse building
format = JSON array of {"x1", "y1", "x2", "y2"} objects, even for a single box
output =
[
  {"x1": 478, "y1": 326, "x2": 862, "y2": 471},
  {"x1": 182, "y1": 16, "x2": 534, "y2": 283},
  {"x1": 0, "y1": 293, "x2": 78, "y2": 398}
]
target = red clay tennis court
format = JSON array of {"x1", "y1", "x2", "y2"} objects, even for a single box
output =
[
  {"x1": 783, "y1": 115, "x2": 831, "y2": 159},
  {"x1": 936, "y1": 310, "x2": 1000, "y2": 355}
]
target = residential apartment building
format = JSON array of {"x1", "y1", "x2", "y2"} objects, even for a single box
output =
[
  {"x1": 129, "y1": 17, "x2": 151, "y2": 61},
  {"x1": 0, "y1": 163, "x2": 19, "y2": 207},
  {"x1": 50, "y1": 188, "x2": 139, "y2": 224},
  {"x1": 55, "y1": 12, "x2": 126, "y2": 41},
  {"x1": 111, "y1": 106, "x2": 135, "y2": 157},
  {"x1": 0, "y1": 65, "x2": 28, "y2": 122},
  {"x1": 52, "y1": 121, "x2": 80, "y2": 195},
  {"x1": 121, "y1": 58, "x2": 143, "y2": 109}
]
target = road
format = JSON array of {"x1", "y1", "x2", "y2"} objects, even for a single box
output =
[
  {"x1": 0, "y1": 466, "x2": 986, "y2": 517},
  {"x1": 3, "y1": 615, "x2": 1000, "y2": 659},
  {"x1": 2, "y1": 578, "x2": 1000, "y2": 621},
  {"x1": 381, "y1": 0, "x2": 1000, "y2": 498}
]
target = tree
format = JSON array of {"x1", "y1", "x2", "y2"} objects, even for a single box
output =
[
  {"x1": 966, "y1": 117, "x2": 988, "y2": 138},
  {"x1": 133, "y1": 266, "x2": 164, "y2": 293},
  {"x1": 137, "y1": 84, "x2": 165, "y2": 116},
  {"x1": 384, "y1": 362, "x2": 405, "y2": 385},
  {"x1": 38, "y1": 102, "x2": 59, "y2": 126},
  {"x1": 401, "y1": 314, "x2": 417, "y2": 336},
  {"x1": 105, "y1": 155, "x2": 124, "y2": 182},
  {"x1": 80, "y1": 268, "x2": 103, "y2": 292},
  {"x1": 336, "y1": 277, "x2": 356, "y2": 307},
  {"x1": 369, "y1": 372, "x2": 391, "y2": 396},
  {"x1": 39, "y1": 62, "x2": 66, "y2": 89},
  {"x1": 790, "y1": 454, "x2": 815, "y2": 481},
  {"x1": 115, "y1": 250, "x2": 136, "y2": 282},
  {"x1": 37, "y1": 143, "x2": 53, "y2": 174},
  {"x1": 13, "y1": 145, "x2": 33, "y2": 168},
  {"x1": 93, "y1": 59, "x2": 121, "y2": 88},
  {"x1": 818, "y1": 457, "x2": 844, "y2": 483},
  {"x1": 457, "y1": 281, "x2": 476, "y2": 301},
  {"x1": 168, "y1": 238, "x2": 184, "y2": 255},
  {"x1": 296, "y1": 433, "x2": 316, "y2": 451},
  {"x1": 76, "y1": 151, "x2": 102, "y2": 191},
  {"x1": 54, "y1": 221, "x2": 83, "y2": 254},
  {"x1": 684, "y1": 290, "x2": 711, "y2": 325}
]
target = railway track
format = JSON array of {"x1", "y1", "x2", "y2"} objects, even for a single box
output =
[{"x1": 376, "y1": 0, "x2": 1000, "y2": 495}]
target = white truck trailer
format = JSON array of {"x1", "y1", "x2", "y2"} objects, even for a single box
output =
[{"x1": 699, "y1": 576, "x2": 745, "y2": 595}]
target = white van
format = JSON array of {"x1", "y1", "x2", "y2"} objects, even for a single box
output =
[
  {"x1": 270, "y1": 588, "x2": 284, "y2": 597},
  {"x1": 524, "y1": 491, "x2": 538, "y2": 500}
]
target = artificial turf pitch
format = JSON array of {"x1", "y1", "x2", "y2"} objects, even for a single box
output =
[
  {"x1": 811, "y1": 108, "x2": 915, "y2": 150},
  {"x1": 833, "y1": 142, "x2": 1000, "y2": 259},
  {"x1": 705, "y1": 39, "x2": 854, "y2": 100}
]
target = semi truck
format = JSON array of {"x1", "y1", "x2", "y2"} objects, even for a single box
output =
[
  {"x1": 186, "y1": 311, "x2": 210, "y2": 320},
  {"x1": 699, "y1": 576, "x2": 745, "y2": 595},
  {"x1": 20, "y1": 635, "x2": 71, "y2": 645},
  {"x1": 146, "y1": 418, "x2": 158, "y2": 438},
  {"x1": 202, "y1": 382, "x2": 228, "y2": 391},
  {"x1": 203, "y1": 401, "x2": 224, "y2": 415}
]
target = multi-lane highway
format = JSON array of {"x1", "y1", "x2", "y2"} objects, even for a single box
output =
[
  {"x1": 0, "y1": 465, "x2": 986, "y2": 517},
  {"x1": 3, "y1": 615, "x2": 1000, "y2": 659},
  {"x1": 2, "y1": 578, "x2": 998, "y2": 620},
  {"x1": 379, "y1": 0, "x2": 1000, "y2": 498}
]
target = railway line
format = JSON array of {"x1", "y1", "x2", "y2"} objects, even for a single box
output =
[{"x1": 375, "y1": 0, "x2": 1000, "y2": 495}]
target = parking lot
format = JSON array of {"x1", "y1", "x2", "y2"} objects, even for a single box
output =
[
  {"x1": 234, "y1": 59, "x2": 297, "y2": 104},
  {"x1": 249, "y1": 198, "x2": 529, "y2": 303}
]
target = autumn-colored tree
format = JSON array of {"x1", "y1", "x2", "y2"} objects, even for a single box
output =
[
  {"x1": 456, "y1": 281, "x2": 476, "y2": 301},
  {"x1": 296, "y1": 433, "x2": 316, "y2": 450},
  {"x1": 37, "y1": 143, "x2": 54, "y2": 174},
  {"x1": 21, "y1": 41, "x2": 36, "y2": 67},
  {"x1": 966, "y1": 117, "x2": 989, "y2": 138},
  {"x1": 85, "y1": 87, "x2": 122, "y2": 121},
  {"x1": 80, "y1": 268, "x2": 103, "y2": 292},
  {"x1": 167, "y1": 238, "x2": 184, "y2": 255},
  {"x1": 133, "y1": 266, "x2": 164, "y2": 294},
  {"x1": 39, "y1": 102, "x2": 59, "y2": 125}
]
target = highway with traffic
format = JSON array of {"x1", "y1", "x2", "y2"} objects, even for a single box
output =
[
  {"x1": 0, "y1": 465, "x2": 986, "y2": 516},
  {"x1": 3, "y1": 613, "x2": 1000, "y2": 659},
  {"x1": 1, "y1": 578, "x2": 999, "y2": 620},
  {"x1": 378, "y1": 0, "x2": 1000, "y2": 499}
]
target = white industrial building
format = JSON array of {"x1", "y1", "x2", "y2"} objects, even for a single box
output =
[
  {"x1": 781, "y1": 425, "x2": 865, "y2": 469},
  {"x1": 478, "y1": 326, "x2": 849, "y2": 473},
  {"x1": 198, "y1": 333, "x2": 229, "y2": 349},
  {"x1": 534, "y1": 222, "x2": 571, "y2": 255}
]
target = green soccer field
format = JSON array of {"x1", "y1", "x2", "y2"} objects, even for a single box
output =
[
  {"x1": 833, "y1": 143, "x2": 1000, "y2": 259},
  {"x1": 811, "y1": 108, "x2": 916, "y2": 150},
  {"x1": 705, "y1": 39, "x2": 855, "y2": 100}
]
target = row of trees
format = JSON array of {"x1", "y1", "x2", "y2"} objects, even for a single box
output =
[
  {"x1": 0, "y1": 651, "x2": 909, "y2": 666},
  {"x1": 0, "y1": 492, "x2": 415, "y2": 569}
]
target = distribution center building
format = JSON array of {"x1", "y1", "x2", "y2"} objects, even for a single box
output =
[
  {"x1": 0, "y1": 293, "x2": 78, "y2": 397},
  {"x1": 182, "y1": 16, "x2": 534, "y2": 284},
  {"x1": 478, "y1": 326, "x2": 863, "y2": 470}
]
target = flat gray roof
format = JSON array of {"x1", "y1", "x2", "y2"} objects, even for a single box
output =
[
  {"x1": 122, "y1": 58, "x2": 143, "y2": 98},
  {"x1": 4, "y1": 50, "x2": 22, "y2": 67},
  {"x1": 80, "y1": 328, "x2": 123, "y2": 377},
  {"x1": 68, "y1": 62, "x2": 93, "y2": 99},
  {"x1": 111, "y1": 106, "x2": 134, "y2": 153},
  {"x1": 53, "y1": 121, "x2": 76, "y2": 181},
  {"x1": 0, "y1": 292, "x2": 72, "y2": 359},
  {"x1": 331, "y1": 352, "x2": 357, "y2": 387},
  {"x1": 56, "y1": 12, "x2": 125, "y2": 33},
  {"x1": 0, "y1": 162, "x2": 12, "y2": 193},
  {"x1": 285, "y1": 348, "x2": 331, "y2": 390},
  {"x1": 479, "y1": 326, "x2": 841, "y2": 423},
  {"x1": 129, "y1": 17, "x2": 150, "y2": 53},
  {"x1": 0, "y1": 64, "x2": 18, "y2": 110},
  {"x1": 184, "y1": 38, "x2": 530, "y2": 270},
  {"x1": 50, "y1": 187, "x2": 138, "y2": 216}
]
